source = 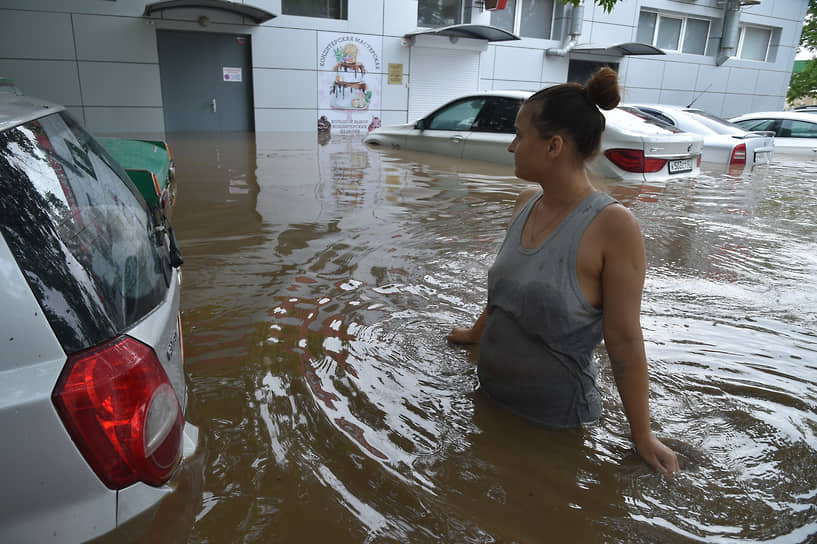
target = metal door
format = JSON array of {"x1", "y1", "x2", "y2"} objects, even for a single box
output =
[{"x1": 157, "y1": 30, "x2": 254, "y2": 132}]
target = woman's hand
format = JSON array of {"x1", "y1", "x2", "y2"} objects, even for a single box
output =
[
  {"x1": 446, "y1": 327, "x2": 479, "y2": 345},
  {"x1": 635, "y1": 433, "x2": 679, "y2": 477}
]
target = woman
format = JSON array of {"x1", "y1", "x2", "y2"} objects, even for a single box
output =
[{"x1": 447, "y1": 68, "x2": 679, "y2": 476}]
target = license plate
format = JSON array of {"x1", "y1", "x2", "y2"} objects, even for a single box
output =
[
  {"x1": 668, "y1": 158, "x2": 693, "y2": 174},
  {"x1": 754, "y1": 151, "x2": 771, "y2": 164}
]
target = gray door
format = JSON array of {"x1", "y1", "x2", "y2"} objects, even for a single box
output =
[{"x1": 157, "y1": 30, "x2": 254, "y2": 132}]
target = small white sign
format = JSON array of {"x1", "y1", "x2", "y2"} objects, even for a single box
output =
[{"x1": 223, "y1": 67, "x2": 242, "y2": 82}]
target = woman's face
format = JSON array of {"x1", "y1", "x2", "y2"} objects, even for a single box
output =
[{"x1": 508, "y1": 104, "x2": 552, "y2": 182}]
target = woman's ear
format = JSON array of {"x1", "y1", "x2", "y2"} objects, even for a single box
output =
[{"x1": 547, "y1": 134, "x2": 565, "y2": 157}]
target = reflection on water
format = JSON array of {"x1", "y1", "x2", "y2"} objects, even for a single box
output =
[{"x1": 169, "y1": 132, "x2": 817, "y2": 543}]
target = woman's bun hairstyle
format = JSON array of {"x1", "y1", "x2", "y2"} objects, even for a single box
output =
[
  {"x1": 584, "y1": 66, "x2": 620, "y2": 111},
  {"x1": 524, "y1": 66, "x2": 621, "y2": 160}
]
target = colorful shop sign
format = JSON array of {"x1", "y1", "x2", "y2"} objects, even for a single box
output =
[{"x1": 318, "y1": 32, "x2": 383, "y2": 136}]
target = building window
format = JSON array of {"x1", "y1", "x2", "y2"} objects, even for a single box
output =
[
  {"x1": 737, "y1": 25, "x2": 772, "y2": 61},
  {"x1": 282, "y1": 0, "x2": 347, "y2": 19},
  {"x1": 636, "y1": 10, "x2": 710, "y2": 55},
  {"x1": 418, "y1": 0, "x2": 472, "y2": 28},
  {"x1": 490, "y1": 0, "x2": 554, "y2": 39}
]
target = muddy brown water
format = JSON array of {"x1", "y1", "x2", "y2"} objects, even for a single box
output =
[{"x1": 164, "y1": 132, "x2": 817, "y2": 543}]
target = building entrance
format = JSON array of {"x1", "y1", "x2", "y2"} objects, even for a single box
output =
[{"x1": 157, "y1": 30, "x2": 254, "y2": 132}]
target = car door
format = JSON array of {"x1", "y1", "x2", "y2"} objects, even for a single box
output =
[
  {"x1": 409, "y1": 97, "x2": 487, "y2": 158},
  {"x1": 776, "y1": 119, "x2": 817, "y2": 157},
  {"x1": 461, "y1": 96, "x2": 521, "y2": 165}
]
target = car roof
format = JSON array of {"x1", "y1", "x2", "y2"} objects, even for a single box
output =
[
  {"x1": 731, "y1": 111, "x2": 817, "y2": 121},
  {"x1": 0, "y1": 81, "x2": 65, "y2": 132},
  {"x1": 474, "y1": 89, "x2": 534, "y2": 100}
]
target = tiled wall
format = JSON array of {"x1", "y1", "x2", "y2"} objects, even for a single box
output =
[{"x1": 0, "y1": 0, "x2": 808, "y2": 134}]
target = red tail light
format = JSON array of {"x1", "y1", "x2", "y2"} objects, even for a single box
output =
[
  {"x1": 604, "y1": 149, "x2": 667, "y2": 173},
  {"x1": 730, "y1": 143, "x2": 747, "y2": 165},
  {"x1": 52, "y1": 336, "x2": 183, "y2": 490}
]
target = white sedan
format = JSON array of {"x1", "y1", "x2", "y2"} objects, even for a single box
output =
[
  {"x1": 364, "y1": 90, "x2": 703, "y2": 182},
  {"x1": 623, "y1": 104, "x2": 774, "y2": 169},
  {"x1": 729, "y1": 111, "x2": 817, "y2": 158}
]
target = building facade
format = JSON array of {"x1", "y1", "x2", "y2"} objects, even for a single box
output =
[{"x1": 0, "y1": 0, "x2": 808, "y2": 135}]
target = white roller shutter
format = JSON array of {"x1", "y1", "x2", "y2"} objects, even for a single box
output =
[{"x1": 408, "y1": 45, "x2": 481, "y2": 122}]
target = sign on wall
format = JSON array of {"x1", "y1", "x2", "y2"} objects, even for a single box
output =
[{"x1": 318, "y1": 32, "x2": 383, "y2": 136}]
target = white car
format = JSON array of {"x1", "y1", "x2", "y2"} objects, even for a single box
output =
[
  {"x1": 0, "y1": 82, "x2": 201, "y2": 542},
  {"x1": 623, "y1": 104, "x2": 774, "y2": 169},
  {"x1": 364, "y1": 90, "x2": 703, "y2": 182},
  {"x1": 729, "y1": 111, "x2": 817, "y2": 158}
]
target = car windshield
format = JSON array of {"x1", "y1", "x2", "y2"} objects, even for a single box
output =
[
  {"x1": 684, "y1": 109, "x2": 744, "y2": 135},
  {"x1": 0, "y1": 111, "x2": 169, "y2": 353}
]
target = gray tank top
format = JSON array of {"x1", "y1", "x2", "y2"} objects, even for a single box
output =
[{"x1": 478, "y1": 190, "x2": 617, "y2": 428}]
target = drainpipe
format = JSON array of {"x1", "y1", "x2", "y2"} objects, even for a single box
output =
[
  {"x1": 546, "y1": 1, "x2": 584, "y2": 57},
  {"x1": 716, "y1": 0, "x2": 741, "y2": 66}
]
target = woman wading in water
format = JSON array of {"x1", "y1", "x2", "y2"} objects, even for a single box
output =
[{"x1": 447, "y1": 68, "x2": 679, "y2": 476}]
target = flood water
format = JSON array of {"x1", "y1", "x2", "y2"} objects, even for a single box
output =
[{"x1": 167, "y1": 132, "x2": 817, "y2": 543}]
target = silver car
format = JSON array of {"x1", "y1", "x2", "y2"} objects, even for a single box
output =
[
  {"x1": 730, "y1": 110, "x2": 817, "y2": 159},
  {"x1": 0, "y1": 84, "x2": 201, "y2": 542},
  {"x1": 363, "y1": 90, "x2": 703, "y2": 182},
  {"x1": 622, "y1": 103, "x2": 774, "y2": 169}
]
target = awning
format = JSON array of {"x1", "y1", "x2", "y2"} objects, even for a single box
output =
[
  {"x1": 404, "y1": 24, "x2": 521, "y2": 43},
  {"x1": 571, "y1": 42, "x2": 665, "y2": 56},
  {"x1": 143, "y1": 0, "x2": 276, "y2": 24}
]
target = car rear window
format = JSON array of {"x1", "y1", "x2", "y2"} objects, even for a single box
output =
[
  {"x1": 608, "y1": 107, "x2": 682, "y2": 135},
  {"x1": 0, "y1": 111, "x2": 169, "y2": 353},
  {"x1": 684, "y1": 109, "x2": 744, "y2": 135}
]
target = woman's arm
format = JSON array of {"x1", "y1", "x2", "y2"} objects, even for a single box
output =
[
  {"x1": 600, "y1": 206, "x2": 679, "y2": 477},
  {"x1": 445, "y1": 186, "x2": 540, "y2": 346}
]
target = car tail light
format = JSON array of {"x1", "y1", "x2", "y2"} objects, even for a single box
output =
[
  {"x1": 730, "y1": 143, "x2": 747, "y2": 165},
  {"x1": 52, "y1": 336, "x2": 183, "y2": 490},
  {"x1": 604, "y1": 149, "x2": 667, "y2": 173}
]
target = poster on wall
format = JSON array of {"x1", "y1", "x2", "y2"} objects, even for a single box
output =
[{"x1": 318, "y1": 32, "x2": 383, "y2": 137}]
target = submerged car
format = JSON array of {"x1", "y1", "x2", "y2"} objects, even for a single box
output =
[
  {"x1": 729, "y1": 111, "x2": 817, "y2": 158},
  {"x1": 363, "y1": 90, "x2": 703, "y2": 182},
  {"x1": 623, "y1": 104, "x2": 774, "y2": 169},
  {"x1": 98, "y1": 136, "x2": 176, "y2": 216},
  {"x1": 0, "y1": 87, "x2": 199, "y2": 542}
]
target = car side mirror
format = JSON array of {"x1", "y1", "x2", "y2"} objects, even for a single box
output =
[{"x1": 415, "y1": 119, "x2": 426, "y2": 131}]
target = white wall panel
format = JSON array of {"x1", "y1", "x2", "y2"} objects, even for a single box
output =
[
  {"x1": 721, "y1": 94, "x2": 754, "y2": 118},
  {"x1": 588, "y1": 1, "x2": 637, "y2": 26},
  {"x1": 754, "y1": 70, "x2": 789, "y2": 97},
  {"x1": 384, "y1": 0, "x2": 418, "y2": 37},
  {"x1": 379, "y1": 110, "x2": 407, "y2": 126},
  {"x1": 253, "y1": 27, "x2": 317, "y2": 70},
  {"x1": 83, "y1": 107, "x2": 165, "y2": 134},
  {"x1": 382, "y1": 37, "x2": 411, "y2": 71},
  {"x1": 624, "y1": 58, "x2": 665, "y2": 89},
  {"x1": 253, "y1": 68, "x2": 317, "y2": 108},
  {"x1": 658, "y1": 89, "x2": 695, "y2": 107},
  {"x1": 492, "y1": 46, "x2": 542, "y2": 82},
  {"x1": 726, "y1": 68, "x2": 759, "y2": 95},
  {"x1": 751, "y1": 95, "x2": 785, "y2": 112},
  {"x1": 348, "y1": 0, "x2": 383, "y2": 35},
  {"x1": 695, "y1": 65, "x2": 730, "y2": 93},
  {"x1": 480, "y1": 46, "x2": 496, "y2": 81},
  {"x1": 381, "y1": 76, "x2": 408, "y2": 110},
  {"x1": 0, "y1": 10, "x2": 75, "y2": 60},
  {"x1": 255, "y1": 109, "x2": 316, "y2": 131},
  {"x1": 661, "y1": 62, "x2": 700, "y2": 91},
  {"x1": 620, "y1": 87, "x2": 661, "y2": 104},
  {"x1": 78, "y1": 62, "x2": 162, "y2": 107},
  {"x1": 491, "y1": 80, "x2": 541, "y2": 92},
  {"x1": 73, "y1": 14, "x2": 158, "y2": 62},
  {"x1": 0, "y1": 60, "x2": 82, "y2": 106}
]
